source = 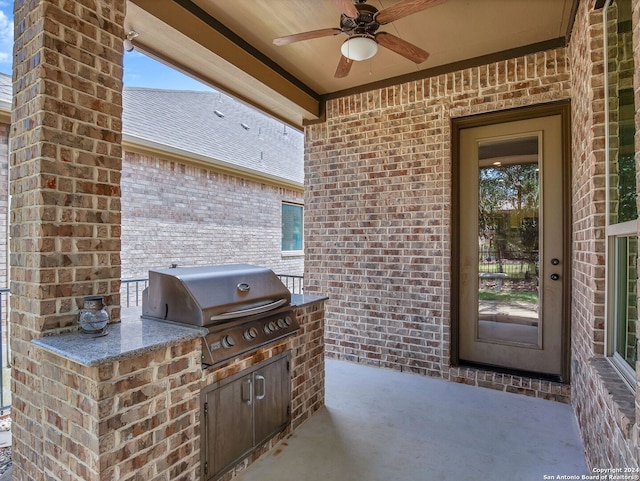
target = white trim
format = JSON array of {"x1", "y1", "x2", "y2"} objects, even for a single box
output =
[
  {"x1": 609, "y1": 353, "x2": 637, "y2": 392},
  {"x1": 606, "y1": 219, "x2": 638, "y2": 236},
  {"x1": 281, "y1": 250, "x2": 304, "y2": 257}
]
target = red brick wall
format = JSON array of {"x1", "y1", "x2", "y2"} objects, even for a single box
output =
[
  {"x1": 120, "y1": 149, "x2": 304, "y2": 280},
  {"x1": 305, "y1": 0, "x2": 640, "y2": 470},
  {"x1": 305, "y1": 48, "x2": 571, "y2": 378},
  {"x1": 0, "y1": 121, "x2": 8, "y2": 292},
  {"x1": 10, "y1": 1, "x2": 126, "y2": 480},
  {"x1": 569, "y1": 0, "x2": 640, "y2": 469}
]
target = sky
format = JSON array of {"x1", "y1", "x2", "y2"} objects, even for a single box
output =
[{"x1": 0, "y1": 2, "x2": 212, "y2": 92}]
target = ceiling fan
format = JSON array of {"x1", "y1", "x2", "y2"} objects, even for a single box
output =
[{"x1": 273, "y1": 0, "x2": 446, "y2": 78}]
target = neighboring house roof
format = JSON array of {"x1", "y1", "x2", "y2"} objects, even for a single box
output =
[
  {"x1": 0, "y1": 72, "x2": 304, "y2": 187},
  {"x1": 123, "y1": 87, "x2": 304, "y2": 187},
  {"x1": 0, "y1": 73, "x2": 10, "y2": 116}
]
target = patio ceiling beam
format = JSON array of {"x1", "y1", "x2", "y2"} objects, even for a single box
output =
[{"x1": 128, "y1": 0, "x2": 322, "y2": 125}]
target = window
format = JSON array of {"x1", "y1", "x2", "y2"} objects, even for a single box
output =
[
  {"x1": 605, "y1": 0, "x2": 637, "y2": 387},
  {"x1": 281, "y1": 203, "x2": 303, "y2": 253}
]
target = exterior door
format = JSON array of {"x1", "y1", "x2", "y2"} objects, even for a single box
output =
[{"x1": 457, "y1": 111, "x2": 567, "y2": 379}]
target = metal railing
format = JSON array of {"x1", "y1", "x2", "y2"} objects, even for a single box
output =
[
  {"x1": 121, "y1": 278, "x2": 149, "y2": 308},
  {"x1": 276, "y1": 274, "x2": 304, "y2": 295},
  {"x1": 121, "y1": 275, "x2": 303, "y2": 309}
]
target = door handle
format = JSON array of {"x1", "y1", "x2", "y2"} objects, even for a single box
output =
[
  {"x1": 551, "y1": 258, "x2": 560, "y2": 265},
  {"x1": 550, "y1": 273, "x2": 560, "y2": 281},
  {"x1": 241, "y1": 378, "x2": 253, "y2": 404},
  {"x1": 255, "y1": 375, "x2": 266, "y2": 400}
]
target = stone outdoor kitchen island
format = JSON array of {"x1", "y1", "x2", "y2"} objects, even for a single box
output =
[{"x1": 30, "y1": 295, "x2": 325, "y2": 480}]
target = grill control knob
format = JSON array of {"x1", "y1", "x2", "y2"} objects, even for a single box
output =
[
  {"x1": 221, "y1": 335, "x2": 235, "y2": 348},
  {"x1": 244, "y1": 327, "x2": 258, "y2": 340},
  {"x1": 276, "y1": 318, "x2": 287, "y2": 329},
  {"x1": 284, "y1": 316, "x2": 292, "y2": 326},
  {"x1": 264, "y1": 321, "x2": 278, "y2": 333}
]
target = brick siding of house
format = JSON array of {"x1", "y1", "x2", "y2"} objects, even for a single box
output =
[
  {"x1": 10, "y1": 2, "x2": 126, "y2": 480},
  {"x1": 304, "y1": 0, "x2": 639, "y2": 469},
  {"x1": 305, "y1": 48, "x2": 572, "y2": 380},
  {"x1": 120, "y1": 149, "x2": 304, "y2": 280},
  {"x1": 570, "y1": 0, "x2": 640, "y2": 468},
  {"x1": 0, "y1": 121, "x2": 8, "y2": 291}
]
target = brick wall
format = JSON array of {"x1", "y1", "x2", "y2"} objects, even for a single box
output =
[
  {"x1": 121, "y1": 149, "x2": 304, "y2": 280},
  {"x1": 305, "y1": 48, "x2": 571, "y2": 386},
  {"x1": 569, "y1": 0, "x2": 640, "y2": 469},
  {"x1": 305, "y1": 0, "x2": 640, "y2": 469},
  {"x1": 0, "y1": 121, "x2": 9, "y2": 348},
  {"x1": 39, "y1": 338, "x2": 202, "y2": 481},
  {"x1": 10, "y1": 1, "x2": 125, "y2": 480},
  {"x1": 0, "y1": 121, "x2": 8, "y2": 292}
]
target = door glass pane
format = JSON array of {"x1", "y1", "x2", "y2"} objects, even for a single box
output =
[
  {"x1": 477, "y1": 136, "x2": 540, "y2": 347},
  {"x1": 614, "y1": 236, "x2": 638, "y2": 369}
]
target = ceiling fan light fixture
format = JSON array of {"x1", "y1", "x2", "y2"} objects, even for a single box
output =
[{"x1": 341, "y1": 35, "x2": 378, "y2": 61}]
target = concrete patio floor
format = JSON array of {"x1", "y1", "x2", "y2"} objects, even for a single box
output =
[{"x1": 235, "y1": 359, "x2": 590, "y2": 481}]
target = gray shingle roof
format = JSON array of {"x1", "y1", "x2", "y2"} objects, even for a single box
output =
[
  {"x1": 0, "y1": 72, "x2": 10, "y2": 107},
  {"x1": 0, "y1": 72, "x2": 303, "y2": 185},
  {"x1": 122, "y1": 87, "x2": 304, "y2": 185}
]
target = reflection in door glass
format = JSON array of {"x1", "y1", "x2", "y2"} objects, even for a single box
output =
[{"x1": 477, "y1": 136, "x2": 540, "y2": 347}]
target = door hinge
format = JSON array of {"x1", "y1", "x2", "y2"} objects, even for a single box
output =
[
  {"x1": 287, "y1": 404, "x2": 291, "y2": 416},
  {"x1": 204, "y1": 402, "x2": 208, "y2": 415},
  {"x1": 204, "y1": 461, "x2": 208, "y2": 475},
  {"x1": 287, "y1": 360, "x2": 290, "y2": 372}
]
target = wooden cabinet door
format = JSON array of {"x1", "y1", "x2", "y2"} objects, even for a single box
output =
[
  {"x1": 201, "y1": 351, "x2": 292, "y2": 481},
  {"x1": 254, "y1": 355, "x2": 291, "y2": 446},
  {"x1": 203, "y1": 374, "x2": 254, "y2": 480}
]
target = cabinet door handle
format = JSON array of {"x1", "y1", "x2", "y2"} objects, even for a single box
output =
[
  {"x1": 241, "y1": 378, "x2": 253, "y2": 404},
  {"x1": 255, "y1": 375, "x2": 266, "y2": 400}
]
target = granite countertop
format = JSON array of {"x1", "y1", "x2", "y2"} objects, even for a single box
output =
[
  {"x1": 291, "y1": 293, "x2": 328, "y2": 307},
  {"x1": 32, "y1": 311, "x2": 207, "y2": 367},
  {"x1": 31, "y1": 294, "x2": 327, "y2": 367}
]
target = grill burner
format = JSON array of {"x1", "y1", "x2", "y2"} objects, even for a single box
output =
[{"x1": 141, "y1": 264, "x2": 300, "y2": 367}]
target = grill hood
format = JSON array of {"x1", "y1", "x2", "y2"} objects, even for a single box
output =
[{"x1": 141, "y1": 264, "x2": 291, "y2": 326}]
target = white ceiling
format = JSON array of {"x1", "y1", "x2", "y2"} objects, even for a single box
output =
[{"x1": 125, "y1": 0, "x2": 577, "y2": 128}]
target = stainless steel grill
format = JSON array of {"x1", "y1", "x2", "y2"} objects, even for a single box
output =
[{"x1": 141, "y1": 264, "x2": 299, "y2": 366}]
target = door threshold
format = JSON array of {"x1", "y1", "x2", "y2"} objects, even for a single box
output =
[{"x1": 459, "y1": 360, "x2": 565, "y2": 384}]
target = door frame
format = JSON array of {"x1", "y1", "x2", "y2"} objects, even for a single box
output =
[{"x1": 451, "y1": 101, "x2": 572, "y2": 382}]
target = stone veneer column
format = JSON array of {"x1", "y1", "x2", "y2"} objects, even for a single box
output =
[{"x1": 10, "y1": 1, "x2": 125, "y2": 479}]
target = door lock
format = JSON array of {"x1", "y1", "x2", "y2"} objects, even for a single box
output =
[
  {"x1": 550, "y1": 273, "x2": 560, "y2": 281},
  {"x1": 551, "y1": 258, "x2": 560, "y2": 265}
]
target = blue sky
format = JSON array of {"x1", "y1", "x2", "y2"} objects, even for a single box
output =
[
  {"x1": 0, "y1": 1, "x2": 13, "y2": 77},
  {"x1": 0, "y1": 3, "x2": 211, "y2": 91},
  {"x1": 123, "y1": 50, "x2": 212, "y2": 91}
]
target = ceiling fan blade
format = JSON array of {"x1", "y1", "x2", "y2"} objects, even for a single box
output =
[
  {"x1": 376, "y1": 0, "x2": 446, "y2": 25},
  {"x1": 375, "y1": 32, "x2": 429, "y2": 64},
  {"x1": 334, "y1": 55, "x2": 353, "y2": 78},
  {"x1": 332, "y1": 0, "x2": 359, "y2": 18},
  {"x1": 274, "y1": 28, "x2": 343, "y2": 46}
]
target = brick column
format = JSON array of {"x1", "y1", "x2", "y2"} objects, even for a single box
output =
[{"x1": 10, "y1": 1, "x2": 125, "y2": 479}]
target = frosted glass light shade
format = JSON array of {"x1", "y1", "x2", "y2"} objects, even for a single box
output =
[{"x1": 341, "y1": 36, "x2": 378, "y2": 61}]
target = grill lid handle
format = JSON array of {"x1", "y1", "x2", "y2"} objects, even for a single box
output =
[{"x1": 209, "y1": 298, "x2": 288, "y2": 322}]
